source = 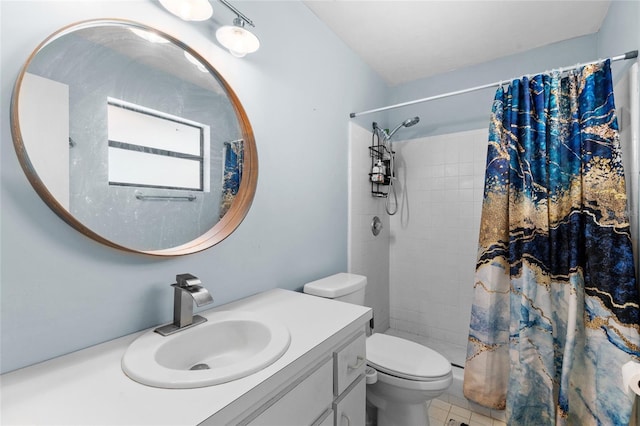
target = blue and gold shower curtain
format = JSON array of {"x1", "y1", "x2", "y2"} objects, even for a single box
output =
[{"x1": 464, "y1": 60, "x2": 640, "y2": 425}]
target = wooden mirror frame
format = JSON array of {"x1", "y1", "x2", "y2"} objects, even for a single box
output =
[{"x1": 10, "y1": 19, "x2": 258, "y2": 256}]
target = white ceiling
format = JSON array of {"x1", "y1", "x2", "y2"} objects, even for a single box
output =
[{"x1": 303, "y1": 1, "x2": 611, "y2": 86}]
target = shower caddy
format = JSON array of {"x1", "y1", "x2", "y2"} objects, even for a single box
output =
[{"x1": 369, "y1": 122, "x2": 392, "y2": 197}]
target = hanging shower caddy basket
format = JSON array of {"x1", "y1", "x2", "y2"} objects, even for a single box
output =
[{"x1": 368, "y1": 144, "x2": 392, "y2": 198}]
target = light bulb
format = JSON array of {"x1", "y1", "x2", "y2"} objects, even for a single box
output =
[
  {"x1": 158, "y1": 0, "x2": 213, "y2": 21},
  {"x1": 179, "y1": 2, "x2": 192, "y2": 20},
  {"x1": 216, "y1": 23, "x2": 260, "y2": 58}
]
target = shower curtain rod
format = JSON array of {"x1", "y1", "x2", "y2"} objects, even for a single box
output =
[{"x1": 349, "y1": 50, "x2": 638, "y2": 118}]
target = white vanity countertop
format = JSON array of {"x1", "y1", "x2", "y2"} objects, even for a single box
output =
[{"x1": 1, "y1": 288, "x2": 372, "y2": 425}]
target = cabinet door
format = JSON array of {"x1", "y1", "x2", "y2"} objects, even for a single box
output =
[
  {"x1": 246, "y1": 359, "x2": 333, "y2": 426},
  {"x1": 334, "y1": 333, "x2": 366, "y2": 396},
  {"x1": 333, "y1": 375, "x2": 365, "y2": 426}
]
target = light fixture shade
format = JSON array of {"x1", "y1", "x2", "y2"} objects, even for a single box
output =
[
  {"x1": 215, "y1": 25, "x2": 260, "y2": 58},
  {"x1": 159, "y1": 0, "x2": 213, "y2": 21}
]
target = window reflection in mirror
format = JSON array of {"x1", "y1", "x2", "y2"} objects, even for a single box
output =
[
  {"x1": 106, "y1": 98, "x2": 210, "y2": 193},
  {"x1": 12, "y1": 20, "x2": 257, "y2": 255}
]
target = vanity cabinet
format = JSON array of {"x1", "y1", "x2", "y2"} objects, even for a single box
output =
[
  {"x1": 235, "y1": 332, "x2": 366, "y2": 426},
  {"x1": 1, "y1": 289, "x2": 373, "y2": 426},
  {"x1": 243, "y1": 359, "x2": 333, "y2": 425},
  {"x1": 333, "y1": 375, "x2": 366, "y2": 426}
]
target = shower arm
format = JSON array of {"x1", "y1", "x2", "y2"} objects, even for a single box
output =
[
  {"x1": 386, "y1": 122, "x2": 407, "y2": 140},
  {"x1": 373, "y1": 121, "x2": 413, "y2": 142}
]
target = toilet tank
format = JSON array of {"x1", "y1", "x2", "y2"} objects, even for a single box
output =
[{"x1": 303, "y1": 273, "x2": 367, "y2": 305}]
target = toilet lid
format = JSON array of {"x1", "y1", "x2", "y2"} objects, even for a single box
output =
[
  {"x1": 303, "y1": 273, "x2": 366, "y2": 298},
  {"x1": 366, "y1": 334, "x2": 452, "y2": 381}
]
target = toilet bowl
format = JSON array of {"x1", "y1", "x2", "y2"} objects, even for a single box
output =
[
  {"x1": 303, "y1": 273, "x2": 453, "y2": 426},
  {"x1": 366, "y1": 333, "x2": 452, "y2": 426}
]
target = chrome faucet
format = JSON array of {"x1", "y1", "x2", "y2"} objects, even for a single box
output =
[{"x1": 155, "y1": 274, "x2": 214, "y2": 336}]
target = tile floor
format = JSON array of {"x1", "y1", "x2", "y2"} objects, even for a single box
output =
[{"x1": 428, "y1": 398, "x2": 507, "y2": 426}]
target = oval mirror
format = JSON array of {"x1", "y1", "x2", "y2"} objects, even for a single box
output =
[{"x1": 11, "y1": 19, "x2": 258, "y2": 256}]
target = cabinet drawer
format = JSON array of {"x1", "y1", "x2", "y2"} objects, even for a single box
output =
[
  {"x1": 333, "y1": 374, "x2": 366, "y2": 426},
  {"x1": 246, "y1": 358, "x2": 333, "y2": 426},
  {"x1": 334, "y1": 332, "x2": 366, "y2": 396}
]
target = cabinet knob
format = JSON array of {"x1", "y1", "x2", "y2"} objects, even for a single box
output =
[
  {"x1": 341, "y1": 413, "x2": 351, "y2": 426},
  {"x1": 347, "y1": 356, "x2": 366, "y2": 371}
]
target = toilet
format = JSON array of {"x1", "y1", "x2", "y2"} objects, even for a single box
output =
[{"x1": 303, "y1": 273, "x2": 453, "y2": 426}]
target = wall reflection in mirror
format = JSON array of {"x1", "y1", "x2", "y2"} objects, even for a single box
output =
[{"x1": 12, "y1": 20, "x2": 257, "y2": 255}]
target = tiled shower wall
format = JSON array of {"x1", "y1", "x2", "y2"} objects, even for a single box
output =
[
  {"x1": 388, "y1": 128, "x2": 488, "y2": 365},
  {"x1": 348, "y1": 122, "x2": 391, "y2": 333}
]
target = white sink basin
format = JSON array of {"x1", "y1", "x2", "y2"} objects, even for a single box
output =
[{"x1": 122, "y1": 311, "x2": 291, "y2": 389}]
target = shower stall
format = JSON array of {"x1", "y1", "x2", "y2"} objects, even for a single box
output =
[
  {"x1": 349, "y1": 121, "x2": 487, "y2": 405},
  {"x1": 385, "y1": 127, "x2": 488, "y2": 406},
  {"x1": 348, "y1": 62, "x2": 639, "y2": 409}
]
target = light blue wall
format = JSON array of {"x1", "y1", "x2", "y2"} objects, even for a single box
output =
[
  {"x1": 380, "y1": 1, "x2": 639, "y2": 140},
  {"x1": 382, "y1": 34, "x2": 599, "y2": 139},
  {"x1": 597, "y1": 0, "x2": 639, "y2": 79},
  {"x1": 2, "y1": 0, "x2": 637, "y2": 375},
  {"x1": 596, "y1": 0, "x2": 640, "y2": 113},
  {"x1": 0, "y1": 1, "x2": 389, "y2": 373}
]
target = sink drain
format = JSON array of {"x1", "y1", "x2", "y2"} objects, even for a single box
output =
[{"x1": 190, "y1": 363, "x2": 210, "y2": 371}]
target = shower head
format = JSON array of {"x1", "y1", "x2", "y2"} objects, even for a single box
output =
[
  {"x1": 386, "y1": 116, "x2": 420, "y2": 140},
  {"x1": 404, "y1": 116, "x2": 420, "y2": 127}
]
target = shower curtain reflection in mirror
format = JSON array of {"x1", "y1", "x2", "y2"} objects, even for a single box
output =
[{"x1": 219, "y1": 139, "x2": 244, "y2": 218}]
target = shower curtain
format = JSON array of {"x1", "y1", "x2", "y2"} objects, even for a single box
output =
[{"x1": 463, "y1": 60, "x2": 640, "y2": 425}]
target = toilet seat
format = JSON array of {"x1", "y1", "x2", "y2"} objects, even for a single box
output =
[
  {"x1": 366, "y1": 334, "x2": 452, "y2": 381},
  {"x1": 373, "y1": 368, "x2": 453, "y2": 392}
]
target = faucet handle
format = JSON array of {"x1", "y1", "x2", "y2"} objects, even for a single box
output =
[{"x1": 176, "y1": 273, "x2": 201, "y2": 288}]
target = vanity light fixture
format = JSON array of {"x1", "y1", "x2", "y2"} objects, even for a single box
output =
[
  {"x1": 158, "y1": 0, "x2": 213, "y2": 21},
  {"x1": 215, "y1": 0, "x2": 260, "y2": 58},
  {"x1": 158, "y1": 0, "x2": 259, "y2": 58}
]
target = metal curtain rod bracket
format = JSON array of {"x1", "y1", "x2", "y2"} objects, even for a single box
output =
[
  {"x1": 135, "y1": 193, "x2": 197, "y2": 201},
  {"x1": 349, "y1": 50, "x2": 639, "y2": 118},
  {"x1": 218, "y1": 0, "x2": 255, "y2": 27}
]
